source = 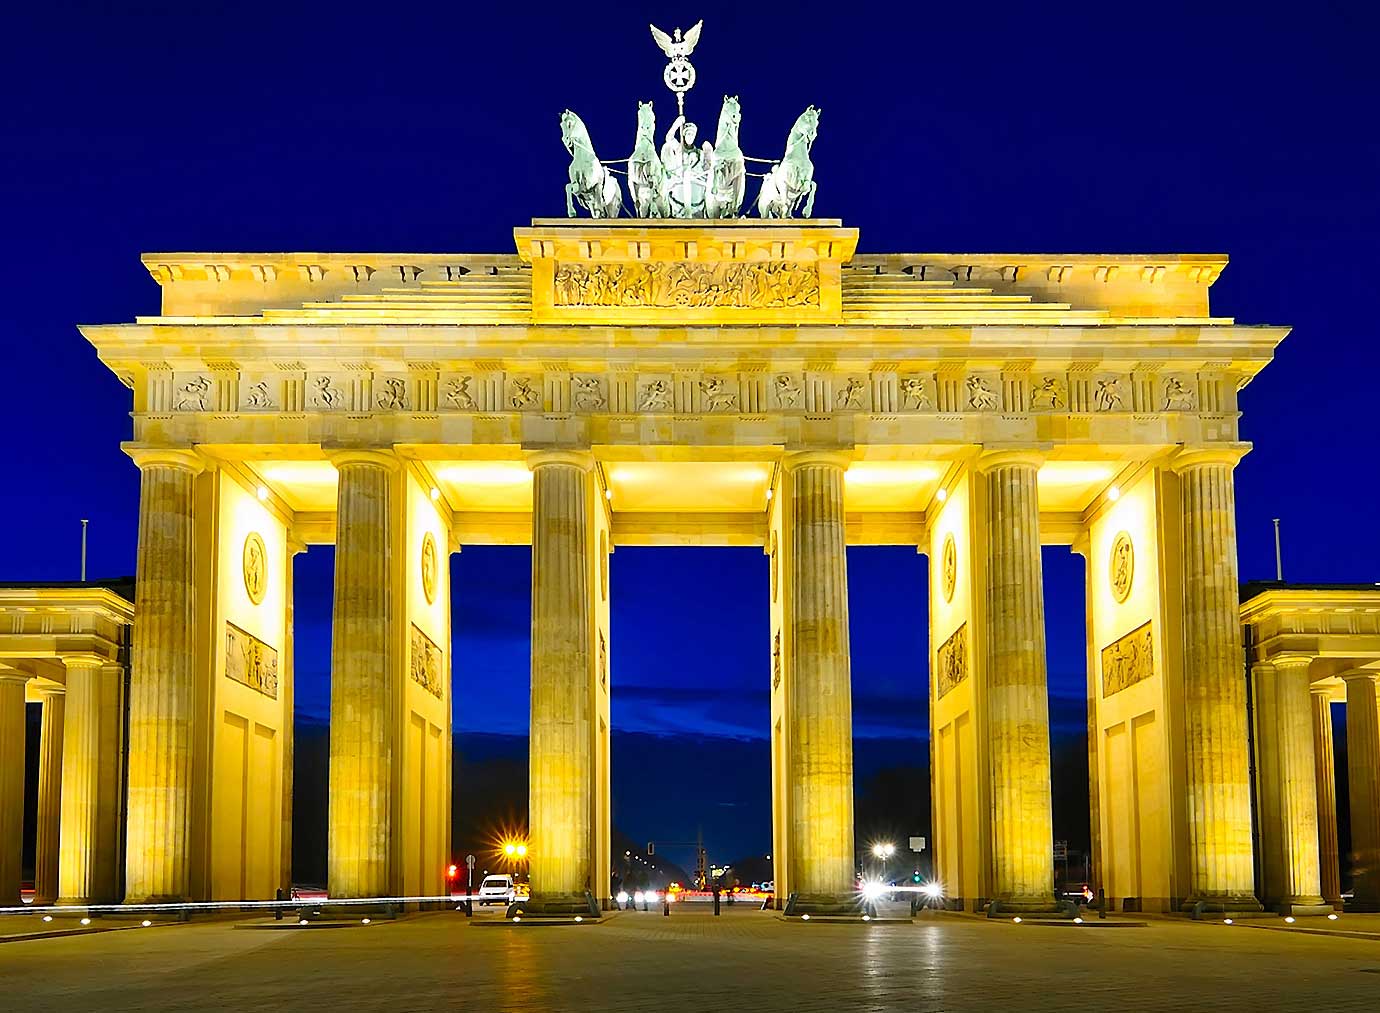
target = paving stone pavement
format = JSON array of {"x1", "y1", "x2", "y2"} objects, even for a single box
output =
[{"x1": 4, "y1": 906, "x2": 1380, "y2": 1012}]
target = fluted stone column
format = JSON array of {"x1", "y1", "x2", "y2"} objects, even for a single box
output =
[
  {"x1": 0, "y1": 673, "x2": 26, "y2": 906},
  {"x1": 783, "y1": 453, "x2": 855, "y2": 906},
  {"x1": 1267, "y1": 656, "x2": 1327, "y2": 912},
  {"x1": 59, "y1": 659, "x2": 126, "y2": 905},
  {"x1": 328, "y1": 451, "x2": 398, "y2": 900},
  {"x1": 978, "y1": 450, "x2": 1056, "y2": 909},
  {"x1": 1174, "y1": 449, "x2": 1258, "y2": 909},
  {"x1": 125, "y1": 449, "x2": 201, "y2": 903},
  {"x1": 33, "y1": 687, "x2": 66, "y2": 905},
  {"x1": 1310, "y1": 686, "x2": 1342, "y2": 906},
  {"x1": 1343, "y1": 671, "x2": 1380, "y2": 909},
  {"x1": 527, "y1": 451, "x2": 595, "y2": 910},
  {"x1": 282, "y1": 539, "x2": 305, "y2": 897}
]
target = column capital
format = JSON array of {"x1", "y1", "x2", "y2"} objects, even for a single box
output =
[
  {"x1": 122, "y1": 445, "x2": 205, "y2": 474},
  {"x1": 325, "y1": 447, "x2": 401, "y2": 471},
  {"x1": 35, "y1": 682, "x2": 66, "y2": 699},
  {"x1": 61, "y1": 654, "x2": 107, "y2": 673},
  {"x1": 1341, "y1": 669, "x2": 1380, "y2": 685},
  {"x1": 1169, "y1": 443, "x2": 1251, "y2": 473},
  {"x1": 526, "y1": 449, "x2": 594, "y2": 472},
  {"x1": 1270, "y1": 653, "x2": 1315, "y2": 672},
  {"x1": 1310, "y1": 682, "x2": 1338, "y2": 697},
  {"x1": 782, "y1": 450, "x2": 853, "y2": 473},
  {"x1": 974, "y1": 447, "x2": 1045, "y2": 473},
  {"x1": 0, "y1": 672, "x2": 27, "y2": 687}
]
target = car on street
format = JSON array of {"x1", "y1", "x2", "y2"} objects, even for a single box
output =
[{"x1": 477, "y1": 874, "x2": 516, "y2": 905}]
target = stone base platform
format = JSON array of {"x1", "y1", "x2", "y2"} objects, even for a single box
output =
[
  {"x1": 1277, "y1": 902, "x2": 1338, "y2": 918},
  {"x1": 782, "y1": 892, "x2": 868, "y2": 918},
  {"x1": 985, "y1": 898, "x2": 1081, "y2": 919},
  {"x1": 504, "y1": 891, "x2": 601, "y2": 923}
]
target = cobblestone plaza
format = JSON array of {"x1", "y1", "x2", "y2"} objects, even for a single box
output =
[{"x1": 5, "y1": 908, "x2": 1380, "y2": 1012}]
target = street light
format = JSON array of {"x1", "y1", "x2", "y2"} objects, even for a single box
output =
[{"x1": 871, "y1": 842, "x2": 896, "y2": 859}]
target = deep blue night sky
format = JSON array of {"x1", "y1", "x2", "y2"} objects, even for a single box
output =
[{"x1": 6, "y1": 3, "x2": 1378, "y2": 870}]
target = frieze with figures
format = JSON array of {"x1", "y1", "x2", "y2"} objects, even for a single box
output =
[
  {"x1": 410, "y1": 624, "x2": 444, "y2": 699},
  {"x1": 936, "y1": 624, "x2": 968, "y2": 699},
  {"x1": 226, "y1": 622, "x2": 278, "y2": 699},
  {"x1": 153, "y1": 367, "x2": 1225, "y2": 420},
  {"x1": 1101, "y1": 621, "x2": 1154, "y2": 697},
  {"x1": 554, "y1": 261, "x2": 820, "y2": 309}
]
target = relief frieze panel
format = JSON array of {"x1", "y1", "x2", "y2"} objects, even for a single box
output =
[
  {"x1": 307, "y1": 372, "x2": 352, "y2": 410},
  {"x1": 1162, "y1": 375, "x2": 1197, "y2": 411},
  {"x1": 898, "y1": 374, "x2": 934, "y2": 411},
  {"x1": 1092, "y1": 375, "x2": 1125, "y2": 412},
  {"x1": 173, "y1": 373, "x2": 214, "y2": 411},
  {"x1": 410, "y1": 624, "x2": 444, "y2": 699},
  {"x1": 155, "y1": 363, "x2": 1207, "y2": 424},
  {"x1": 698, "y1": 376, "x2": 740, "y2": 412},
  {"x1": 226, "y1": 622, "x2": 278, "y2": 699},
  {"x1": 1029, "y1": 375, "x2": 1067, "y2": 411},
  {"x1": 507, "y1": 376, "x2": 543, "y2": 411},
  {"x1": 374, "y1": 375, "x2": 412, "y2": 411},
  {"x1": 1101, "y1": 621, "x2": 1154, "y2": 697},
  {"x1": 965, "y1": 374, "x2": 999, "y2": 411},
  {"x1": 936, "y1": 623, "x2": 968, "y2": 699},
  {"x1": 239, "y1": 374, "x2": 278, "y2": 411},
  {"x1": 554, "y1": 260, "x2": 821, "y2": 309}
]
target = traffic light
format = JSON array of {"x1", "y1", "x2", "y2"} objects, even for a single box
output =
[{"x1": 912, "y1": 871, "x2": 922, "y2": 883}]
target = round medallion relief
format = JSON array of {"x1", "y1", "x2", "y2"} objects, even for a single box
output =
[
  {"x1": 242, "y1": 531, "x2": 267, "y2": 605},
  {"x1": 1110, "y1": 531, "x2": 1134, "y2": 603},
  {"x1": 421, "y1": 532, "x2": 438, "y2": 605},
  {"x1": 942, "y1": 534, "x2": 957, "y2": 603}
]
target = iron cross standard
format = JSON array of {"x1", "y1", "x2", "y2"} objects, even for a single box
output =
[{"x1": 650, "y1": 20, "x2": 702, "y2": 118}]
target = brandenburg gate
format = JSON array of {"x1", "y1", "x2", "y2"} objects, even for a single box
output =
[{"x1": 73, "y1": 215, "x2": 1297, "y2": 916}]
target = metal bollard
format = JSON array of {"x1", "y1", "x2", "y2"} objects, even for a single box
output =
[{"x1": 274, "y1": 888, "x2": 284, "y2": 921}]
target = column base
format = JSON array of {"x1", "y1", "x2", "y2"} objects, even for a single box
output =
[
  {"x1": 508, "y1": 891, "x2": 600, "y2": 920},
  {"x1": 309, "y1": 901, "x2": 402, "y2": 920},
  {"x1": 1182, "y1": 895, "x2": 1264, "y2": 917},
  {"x1": 782, "y1": 892, "x2": 865, "y2": 917},
  {"x1": 1278, "y1": 902, "x2": 1336, "y2": 917},
  {"x1": 122, "y1": 895, "x2": 191, "y2": 906},
  {"x1": 985, "y1": 897, "x2": 1077, "y2": 918}
]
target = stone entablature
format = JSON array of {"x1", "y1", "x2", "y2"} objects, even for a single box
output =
[
  {"x1": 0, "y1": 585, "x2": 134, "y2": 692},
  {"x1": 80, "y1": 221, "x2": 1283, "y2": 456},
  {"x1": 135, "y1": 244, "x2": 1228, "y2": 323},
  {"x1": 1241, "y1": 583, "x2": 1380, "y2": 689}
]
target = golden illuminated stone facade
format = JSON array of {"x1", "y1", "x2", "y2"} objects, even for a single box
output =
[
  {"x1": 72, "y1": 218, "x2": 1293, "y2": 914},
  {"x1": 1242, "y1": 585, "x2": 1380, "y2": 913},
  {"x1": 0, "y1": 587, "x2": 132, "y2": 908}
]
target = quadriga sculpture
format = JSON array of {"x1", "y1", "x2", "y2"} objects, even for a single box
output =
[
  {"x1": 706, "y1": 96, "x2": 745, "y2": 219},
  {"x1": 757, "y1": 106, "x2": 819, "y2": 219},
  {"x1": 561, "y1": 110, "x2": 622, "y2": 218},
  {"x1": 627, "y1": 101, "x2": 668, "y2": 218}
]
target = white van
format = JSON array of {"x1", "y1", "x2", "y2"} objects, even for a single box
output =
[{"x1": 477, "y1": 874, "x2": 516, "y2": 906}]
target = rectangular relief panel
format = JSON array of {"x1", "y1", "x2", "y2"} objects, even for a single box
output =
[
  {"x1": 936, "y1": 623, "x2": 968, "y2": 699},
  {"x1": 1101, "y1": 621, "x2": 1154, "y2": 697},
  {"x1": 410, "y1": 624, "x2": 444, "y2": 699},
  {"x1": 226, "y1": 622, "x2": 279, "y2": 699},
  {"x1": 516, "y1": 221, "x2": 858, "y2": 325}
]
